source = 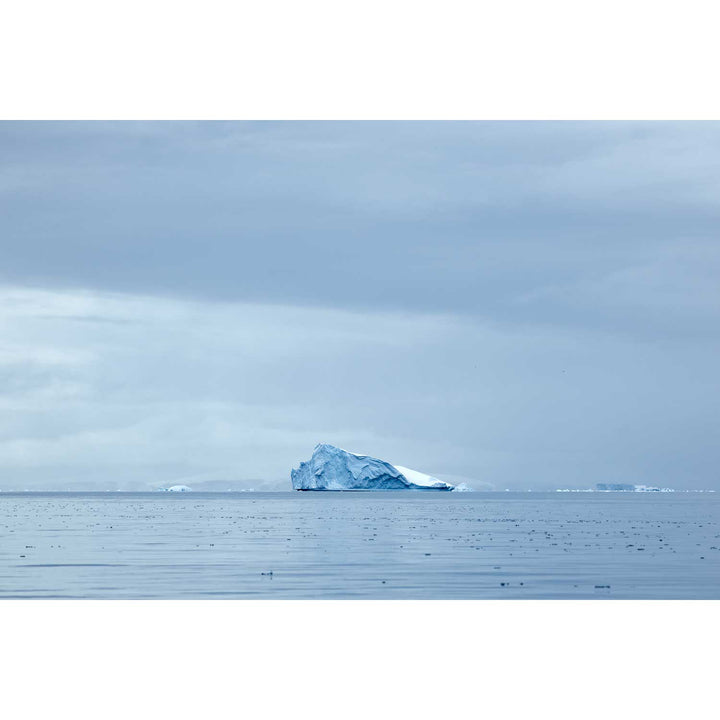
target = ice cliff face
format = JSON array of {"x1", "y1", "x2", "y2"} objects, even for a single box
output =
[{"x1": 291, "y1": 444, "x2": 454, "y2": 491}]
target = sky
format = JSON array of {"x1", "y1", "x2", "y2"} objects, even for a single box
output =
[{"x1": 1, "y1": 121, "x2": 719, "y2": 491}]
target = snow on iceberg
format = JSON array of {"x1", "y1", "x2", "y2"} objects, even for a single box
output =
[{"x1": 291, "y1": 444, "x2": 454, "y2": 491}]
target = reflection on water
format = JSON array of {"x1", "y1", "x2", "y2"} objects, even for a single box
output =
[{"x1": 1, "y1": 492, "x2": 719, "y2": 599}]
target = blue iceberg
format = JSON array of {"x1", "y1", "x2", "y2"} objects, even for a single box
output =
[{"x1": 291, "y1": 444, "x2": 454, "y2": 491}]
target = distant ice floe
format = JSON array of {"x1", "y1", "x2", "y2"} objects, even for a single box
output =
[
  {"x1": 596, "y1": 483, "x2": 675, "y2": 492},
  {"x1": 451, "y1": 483, "x2": 473, "y2": 492},
  {"x1": 291, "y1": 444, "x2": 455, "y2": 491},
  {"x1": 555, "y1": 483, "x2": 677, "y2": 492},
  {"x1": 157, "y1": 485, "x2": 193, "y2": 492}
]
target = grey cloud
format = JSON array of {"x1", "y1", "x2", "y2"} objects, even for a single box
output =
[
  {"x1": 2, "y1": 122, "x2": 719, "y2": 331},
  {"x1": 0, "y1": 286, "x2": 717, "y2": 491},
  {"x1": 0, "y1": 122, "x2": 718, "y2": 490}
]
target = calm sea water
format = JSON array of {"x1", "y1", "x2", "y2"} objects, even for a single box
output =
[{"x1": 1, "y1": 492, "x2": 718, "y2": 599}]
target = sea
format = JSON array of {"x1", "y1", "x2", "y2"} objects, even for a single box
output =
[{"x1": 1, "y1": 491, "x2": 718, "y2": 599}]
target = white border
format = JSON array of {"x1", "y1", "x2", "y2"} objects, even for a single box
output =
[
  {"x1": 2, "y1": 601, "x2": 717, "y2": 719},
  {"x1": 2, "y1": 0, "x2": 720, "y2": 119}
]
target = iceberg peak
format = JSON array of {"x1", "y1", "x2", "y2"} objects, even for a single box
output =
[{"x1": 291, "y1": 444, "x2": 454, "y2": 491}]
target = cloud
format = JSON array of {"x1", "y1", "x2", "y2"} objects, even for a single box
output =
[
  {"x1": 2, "y1": 122, "x2": 719, "y2": 332},
  {"x1": 0, "y1": 285, "x2": 717, "y2": 490},
  {"x1": 1, "y1": 122, "x2": 718, "y2": 490}
]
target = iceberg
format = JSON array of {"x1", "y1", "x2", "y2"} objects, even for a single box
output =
[
  {"x1": 158, "y1": 484, "x2": 193, "y2": 492},
  {"x1": 291, "y1": 444, "x2": 454, "y2": 491}
]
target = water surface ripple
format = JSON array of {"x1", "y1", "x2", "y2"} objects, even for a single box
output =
[{"x1": 1, "y1": 492, "x2": 718, "y2": 599}]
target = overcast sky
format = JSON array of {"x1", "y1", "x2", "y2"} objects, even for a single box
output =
[{"x1": 1, "y1": 121, "x2": 718, "y2": 490}]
